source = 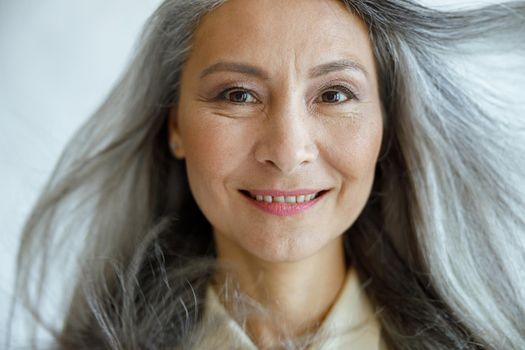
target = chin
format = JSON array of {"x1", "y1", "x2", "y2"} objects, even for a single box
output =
[{"x1": 241, "y1": 230, "x2": 333, "y2": 263}]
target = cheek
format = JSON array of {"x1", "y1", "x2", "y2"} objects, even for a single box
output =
[
  {"x1": 182, "y1": 124, "x2": 228, "y2": 176},
  {"x1": 326, "y1": 113, "x2": 383, "y2": 180},
  {"x1": 178, "y1": 110, "x2": 253, "y2": 190},
  {"x1": 325, "y1": 113, "x2": 382, "y2": 223}
]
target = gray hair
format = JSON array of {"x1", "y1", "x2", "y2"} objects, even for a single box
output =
[{"x1": 9, "y1": 0, "x2": 525, "y2": 349}]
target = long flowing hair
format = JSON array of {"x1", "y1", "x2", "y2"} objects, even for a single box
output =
[{"x1": 10, "y1": 0, "x2": 525, "y2": 349}]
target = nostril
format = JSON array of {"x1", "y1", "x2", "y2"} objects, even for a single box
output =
[{"x1": 253, "y1": 137, "x2": 318, "y2": 175}]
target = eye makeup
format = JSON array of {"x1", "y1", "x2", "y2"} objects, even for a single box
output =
[
  {"x1": 212, "y1": 86, "x2": 261, "y2": 104},
  {"x1": 314, "y1": 79, "x2": 362, "y2": 102}
]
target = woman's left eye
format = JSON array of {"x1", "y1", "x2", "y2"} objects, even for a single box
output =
[{"x1": 316, "y1": 85, "x2": 356, "y2": 104}]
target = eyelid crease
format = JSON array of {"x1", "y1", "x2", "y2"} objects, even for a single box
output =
[
  {"x1": 220, "y1": 87, "x2": 260, "y2": 104},
  {"x1": 304, "y1": 85, "x2": 357, "y2": 107},
  {"x1": 208, "y1": 81, "x2": 360, "y2": 106},
  {"x1": 317, "y1": 81, "x2": 359, "y2": 100}
]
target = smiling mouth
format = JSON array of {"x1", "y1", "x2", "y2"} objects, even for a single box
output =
[{"x1": 239, "y1": 190, "x2": 329, "y2": 204}]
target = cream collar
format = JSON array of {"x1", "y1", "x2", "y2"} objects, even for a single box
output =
[{"x1": 199, "y1": 267, "x2": 387, "y2": 349}]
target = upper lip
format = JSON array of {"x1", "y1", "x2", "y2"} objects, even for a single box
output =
[{"x1": 242, "y1": 189, "x2": 326, "y2": 196}]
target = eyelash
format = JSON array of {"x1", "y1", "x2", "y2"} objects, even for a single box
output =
[
  {"x1": 215, "y1": 84, "x2": 358, "y2": 105},
  {"x1": 318, "y1": 84, "x2": 357, "y2": 103},
  {"x1": 216, "y1": 87, "x2": 260, "y2": 104}
]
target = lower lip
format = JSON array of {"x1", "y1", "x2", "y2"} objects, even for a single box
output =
[{"x1": 241, "y1": 192, "x2": 325, "y2": 217}]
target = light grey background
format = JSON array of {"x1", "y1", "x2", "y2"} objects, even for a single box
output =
[
  {"x1": 0, "y1": 0, "x2": 502, "y2": 345},
  {"x1": 0, "y1": 0, "x2": 163, "y2": 344}
]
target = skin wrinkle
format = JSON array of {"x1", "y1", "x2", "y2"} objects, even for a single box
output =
[
  {"x1": 10, "y1": 0, "x2": 525, "y2": 348},
  {"x1": 199, "y1": 59, "x2": 369, "y2": 81},
  {"x1": 200, "y1": 61, "x2": 271, "y2": 80},
  {"x1": 169, "y1": 0, "x2": 383, "y2": 347}
]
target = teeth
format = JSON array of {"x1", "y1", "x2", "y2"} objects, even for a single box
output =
[{"x1": 250, "y1": 192, "x2": 320, "y2": 203}]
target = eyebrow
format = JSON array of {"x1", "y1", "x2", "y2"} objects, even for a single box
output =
[
  {"x1": 309, "y1": 59, "x2": 368, "y2": 79},
  {"x1": 199, "y1": 59, "x2": 369, "y2": 80},
  {"x1": 200, "y1": 61, "x2": 270, "y2": 80}
]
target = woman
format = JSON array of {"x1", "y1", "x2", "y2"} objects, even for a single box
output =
[{"x1": 10, "y1": 0, "x2": 525, "y2": 349}]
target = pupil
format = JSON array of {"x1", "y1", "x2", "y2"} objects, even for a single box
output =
[
  {"x1": 231, "y1": 91, "x2": 247, "y2": 102},
  {"x1": 324, "y1": 91, "x2": 339, "y2": 102}
]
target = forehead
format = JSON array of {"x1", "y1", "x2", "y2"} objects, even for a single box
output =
[{"x1": 187, "y1": 0, "x2": 376, "y2": 76}]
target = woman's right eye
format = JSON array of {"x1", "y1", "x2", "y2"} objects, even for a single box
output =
[{"x1": 218, "y1": 88, "x2": 258, "y2": 104}]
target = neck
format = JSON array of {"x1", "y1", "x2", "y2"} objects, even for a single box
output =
[{"x1": 213, "y1": 235, "x2": 347, "y2": 348}]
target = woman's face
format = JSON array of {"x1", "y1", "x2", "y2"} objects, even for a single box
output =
[{"x1": 169, "y1": 0, "x2": 383, "y2": 263}]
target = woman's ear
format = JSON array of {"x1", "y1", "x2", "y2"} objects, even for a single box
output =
[{"x1": 168, "y1": 108, "x2": 186, "y2": 159}]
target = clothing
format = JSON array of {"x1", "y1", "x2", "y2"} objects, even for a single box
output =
[{"x1": 199, "y1": 268, "x2": 387, "y2": 349}]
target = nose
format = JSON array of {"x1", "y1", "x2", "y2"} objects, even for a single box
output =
[{"x1": 254, "y1": 100, "x2": 319, "y2": 174}]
